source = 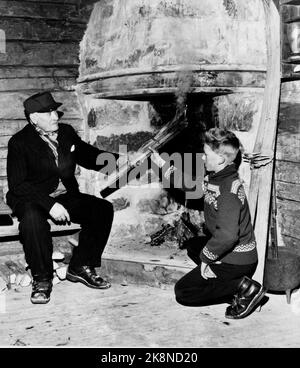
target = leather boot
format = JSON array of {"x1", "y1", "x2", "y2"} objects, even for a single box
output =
[
  {"x1": 225, "y1": 276, "x2": 266, "y2": 319},
  {"x1": 66, "y1": 265, "x2": 111, "y2": 289},
  {"x1": 30, "y1": 279, "x2": 53, "y2": 304}
]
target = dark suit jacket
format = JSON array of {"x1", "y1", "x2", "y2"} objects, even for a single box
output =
[{"x1": 6, "y1": 123, "x2": 116, "y2": 213}]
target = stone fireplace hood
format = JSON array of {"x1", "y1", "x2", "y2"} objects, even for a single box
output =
[{"x1": 77, "y1": 0, "x2": 267, "y2": 101}]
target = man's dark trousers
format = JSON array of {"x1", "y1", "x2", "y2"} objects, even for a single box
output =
[
  {"x1": 14, "y1": 192, "x2": 114, "y2": 281},
  {"x1": 175, "y1": 237, "x2": 257, "y2": 306}
]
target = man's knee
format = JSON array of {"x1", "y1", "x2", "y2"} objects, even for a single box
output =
[
  {"x1": 174, "y1": 282, "x2": 208, "y2": 307},
  {"x1": 93, "y1": 198, "x2": 114, "y2": 221},
  {"x1": 174, "y1": 274, "x2": 209, "y2": 307},
  {"x1": 174, "y1": 279, "x2": 185, "y2": 301},
  {"x1": 174, "y1": 282, "x2": 191, "y2": 306},
  {"x1": 19, "y1": 203, "x2": 49, "y2": 227},
  {"x1": 102, "y1": 199, "x2": 114, "y2": 216}
]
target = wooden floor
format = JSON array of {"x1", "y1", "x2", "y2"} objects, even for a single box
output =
[{"x1": 1, "y1": 281, "x2": 300, "y2": 347}]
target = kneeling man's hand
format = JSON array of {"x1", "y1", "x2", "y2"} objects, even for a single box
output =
[
  {"x1": 49, "y1": 203, "x2": 70, "y2": 223},
  {"x1": 201, "y1": 261, "x2": 217, "y2": 280},
  {"x1": 149, "y1": 148, "x2": 166, "y2": 168}
]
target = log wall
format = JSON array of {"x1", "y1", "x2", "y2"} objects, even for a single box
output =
[
  {"x1": 275, "y1": 82, "x2": 300, "y2": 253},
  {"x1": 0, "y1": 0, "x2": 96, "y2": 200}
]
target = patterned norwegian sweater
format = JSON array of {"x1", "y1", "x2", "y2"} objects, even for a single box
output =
[{"x1": 199, "y1": 164, "x2": 257, "y2": 265}]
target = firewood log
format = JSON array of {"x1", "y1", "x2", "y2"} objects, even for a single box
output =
[
  {"x1": 20, "y1": 274, "x2": 32, "y2": 287},
  {"x1": 9, "y1": 273, "x2": 16, "y2": 285},
  {"x1": 15, "y1": 273, "x2": 23, "y2": 286},
  {"x1": 56, "y1": 266, "x2": 67, "y2": 280},
  {"x1": 52, "y1": 251, "x2": 65, "y2": 261},
  {"x1": 53, "y1": 276, "x2": 60, "y2": 285},
  {"x1": 0, "y1": 277, "x2": 7, "y2": 292},
  {"x1": 100, "y1": 109, "x2": 188, "y2": 198}
]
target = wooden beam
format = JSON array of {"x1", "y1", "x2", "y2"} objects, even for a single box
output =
[
  {"x1": 281, "y1": 234, "x2": 300, "y2": 253},
  {"x1": 0, "y1": 66, "x2": 78, "y2": 79},
  {"x1": 0, "y1": 137, "x2": 10, "y2": 149},
  {"x1": 0, "y1": 120, "x2": 27, "y2": 136},
  {"x1": 279, "y1": 102, "x2": 300, "y2": 118},
  {"x1": 0, "y1": 159, "x2": 6, "y2": 177},
  {"x1": 276, "y1": 103, "x2": 300, "y2": 161},
  {"x1": 78, "y1": 64, "x2": 266, "y2": 83},
  {"x1": 0, "y1": 148, "x2": 8, "y2": 159},
  {"x1": 0, "y1": 176, "x2": 7, "y2": 195},
  {"x1": 0, "y1": 1, "x2": 77, "y2": 20},
  {"x1": 276, "y1": 132, "x2": 300, "y2": 162},
  {"x1": 275, "y1": 160, "x2": 300, "y2": 183},
  {"x1": 0, "y1": 18, "x2": 86, "y2": 42},
  {"x1": 277, "y1": 198, "x2": 300, "y2": 239},
  {"x1": 86, "y1": 87, "x2": 263, "y2": 101},
  {"x1": 78, "y1": 70, "x2": 266, "y2": 99},
  {"x1": 249, "y1": 1, "x2": 281, "y2": 283},
  {"x1": 0, "y1": 41, "x2": 80, "y2": 66},
  {"x1": 0, "y1": 91, "x2": 82, "y2": 120},
  {"x1": 78, "y1": 64, "x2": 267, "y2": 84},
  {"x1": 0, "y1": 77, "x2": 77, "y2": 92},
  {"x1": 276, "y1": 181, "x2": 300, "y2": 202},
  {"x1": 24, "y1": 0, "x2": 80, "y2": 4},
  {"x1": 281, "y1": 82, "x2": 300, "y2": 103}
]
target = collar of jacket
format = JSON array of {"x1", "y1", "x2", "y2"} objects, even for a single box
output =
[
  {"x1": 208, "y1": 163, "x2": 238, "y2": 184},
  {"x1": 29, "y1": 121, "x2": 58, "y2": 138},
  {"x1": 27, "y1": 122, "x2": 61, "y2": 141},
  {"x1": 25, "y1": 123, "x2": 61, "y2": 161}
]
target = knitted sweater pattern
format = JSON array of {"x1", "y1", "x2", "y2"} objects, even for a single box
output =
[{"x1": 200, "y1": 164, "x2": 258, "y2": 265}]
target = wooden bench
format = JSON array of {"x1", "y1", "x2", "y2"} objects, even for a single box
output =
[
  {"x1": 0, "y1": 200, "x2": 81, "y2": 239},
  {"x1": 0, "y1": 217, "x2": 81, "y2": 238}
]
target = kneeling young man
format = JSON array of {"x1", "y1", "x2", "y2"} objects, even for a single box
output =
[
  {"x1": 6, "y1": 92, "x2": 118, "y2": 304},
  {"x1": 149, "y1": 128, "x2": 266, "y2": 319},
  {"x1": 173, "y1": 128, "x2": 266, "y2": 319}
]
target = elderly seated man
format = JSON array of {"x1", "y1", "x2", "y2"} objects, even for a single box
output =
[{"x1": 6, "y1": 91, "x2": 118, "y2": 304}]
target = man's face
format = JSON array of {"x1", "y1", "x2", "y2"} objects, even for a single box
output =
[
  {"x1": 202, "y1": 144, "x2": 224, "y2": 173},
  {"x1": 30, "y1": 110, "x2": 59, "y2": 132}
]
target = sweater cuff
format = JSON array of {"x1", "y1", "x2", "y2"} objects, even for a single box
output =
[
  {"x1": 163, "y1": 165, "x2": 177, "y2": 180},
  {"x1": 200, "y1": 246, "x2": 219, "y2": 264}
]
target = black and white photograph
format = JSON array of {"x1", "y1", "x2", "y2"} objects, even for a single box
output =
[{"x1": 0, "y1": 0, "x2": 299, "y2": 353}]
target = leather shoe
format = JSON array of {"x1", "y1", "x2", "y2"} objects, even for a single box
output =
[
  {"x1": 225, "y1": 276, "x2": 266, "y2": 319},
  {"x1": 66, "y1": 265, "x2": 111, "y2": 289},
  {"x1": 30, "y1": 279, "x2": 52, "y2": 304}
]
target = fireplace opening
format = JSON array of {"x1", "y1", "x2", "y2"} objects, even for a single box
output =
[
  {"x1": 148, "y1": 93, "x2": 215, "y2": 207},
  {"x1": 114, "y1": 93, "x2": 217, "y2": 249}
]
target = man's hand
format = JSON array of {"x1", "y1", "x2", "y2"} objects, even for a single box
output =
[
  {"x1": 49, "y1": 203, "x2": 70, "y2": 223},
  {"x1": 200, "y1": 261, "x2": 217, "y2": 280},
  {"x1": 149, "y1": 148, "x2": 166, "y2": 168},
  {"x1": 116, "y1": 153, "x2": 130, "y2": 169}
]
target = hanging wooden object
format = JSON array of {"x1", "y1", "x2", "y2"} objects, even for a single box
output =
[{"x1": 247, "y1": 0, "x2": 281, "y2": 283}]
